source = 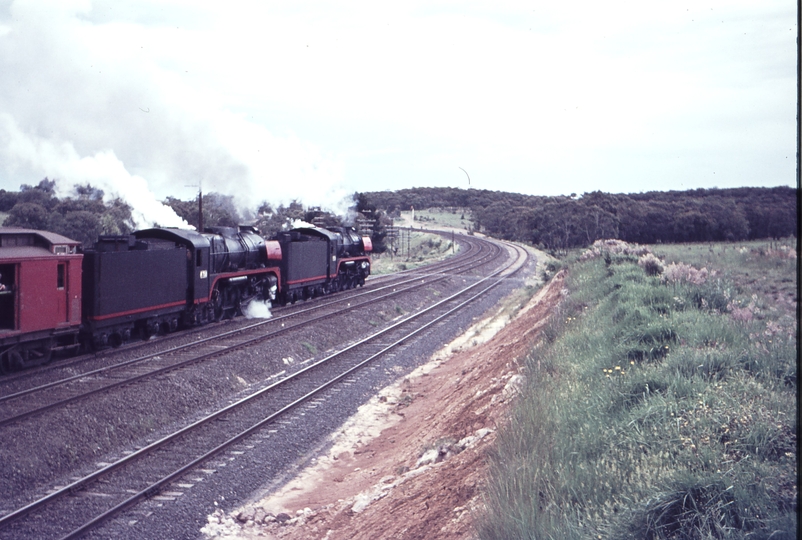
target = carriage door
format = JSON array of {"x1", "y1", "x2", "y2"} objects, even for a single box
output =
[
  {"x1": 56, "y1": 262, "x2": 68, "y2": 323},
  {"x1": 0, "y1": 263, "x2": 16, "y2": 329}
]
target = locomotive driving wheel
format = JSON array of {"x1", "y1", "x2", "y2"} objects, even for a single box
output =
[
  {"x1": 211, "y1": 286, "x2": 225, "y2": 322},
  {"x1": 212, "y1": 284, "x2": 238, "y2": 321}
]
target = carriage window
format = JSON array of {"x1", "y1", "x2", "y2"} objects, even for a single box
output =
[{"x1": 57, "y1": 264, "x2": 65, "y2": 289}]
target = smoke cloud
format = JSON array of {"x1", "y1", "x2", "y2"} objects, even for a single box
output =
[
  {"x1": 0, "y1": 1, "x2": 353, "y2": 229},
  {"x1": 0, "y1": 114, "x2": 188, "y2": 228}
]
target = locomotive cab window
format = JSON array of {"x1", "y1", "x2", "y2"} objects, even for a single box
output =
[{"x1": 57, "y1": 263, "x2": 65, "y2": 290}]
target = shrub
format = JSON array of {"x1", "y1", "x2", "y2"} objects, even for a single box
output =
[
  {"x1": 662, "y1": 262, "x2": 709, "y2": 285},
  {"x1": 638, "y1": 253, "x2": 664, "y2": 276}
]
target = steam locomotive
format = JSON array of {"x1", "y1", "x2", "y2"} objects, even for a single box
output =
[{"x1": 0, "y1": 224, "x2": 372, "y2": 373}]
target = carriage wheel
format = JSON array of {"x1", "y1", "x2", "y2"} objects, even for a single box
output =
[
  {"x1": 34, "y1": 339, "x2": 54, "y2": 364},
  {"x1": 0, "y1": 352, "x2": 11, "y2": 374},
  {"x1": 1, "y1": 350, "x2": 24, "y2": 372}
]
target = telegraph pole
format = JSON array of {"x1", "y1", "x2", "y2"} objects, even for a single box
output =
[{"x1": 198, "y1": 181, "x2": 203, "y2": 232}]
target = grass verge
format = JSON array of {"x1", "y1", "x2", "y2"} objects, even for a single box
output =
[
  {"x1": 479, "y1": 239, "x2": 797, "y2": 539},
  {"x1": 370, "y1": 231, "x2": 457, "y2": 275}
]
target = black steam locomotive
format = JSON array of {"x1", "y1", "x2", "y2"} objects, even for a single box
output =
[
  {"x1": 82, "y1": 224, "x2": 372, "y2": 350},
  {"x1": 0, "y1": 224, "x2": 372, "y2": 370}
]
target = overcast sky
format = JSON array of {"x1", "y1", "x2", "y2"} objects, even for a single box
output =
[{"x1": 0, "y1": 1, "x2": 797, "y2": 226}]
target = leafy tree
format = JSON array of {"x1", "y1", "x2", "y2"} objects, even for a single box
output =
[
  {"x1": 164, "y1": 192, "x2": 241, "y2": 231},
  {"x1": 59, "y1": 211, "x2": 103, "y2": 246},
  {"x1": 0, "y1": 190, "x2": 19, "y2": 211},
  {"x1": 355, "y1": 192, "x2": 391, "y2": 252},
  {"x1": 16, "y1": 181, "x2": 57, "y2": 210},
  {"x1": 304, "y1": 208, "x2": 342, "y2": 228},
  {"x1": 4, "y1": 202, "x2": 49, "y2": 230},
  {"x1": 74, "y1": 183, "x2": 105, "y2": 200},
  {"x1": 252, "y1": 200, "x2": 307, "y2": 238},
  {"x1": 99, "y1": 198, "x2": 135, "y2": 236}
]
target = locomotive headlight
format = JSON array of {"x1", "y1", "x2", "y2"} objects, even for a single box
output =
[{"x1": 361, "y1": 261, "x2": 369, "y2": 270}]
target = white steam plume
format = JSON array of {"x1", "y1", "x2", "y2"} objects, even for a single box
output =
[
  {"x1": 0, "y1": 4, "x2": 356, "y2": 228},
  {"x1": 243, "y1": 300, "x2": 272, "y2": 320},
  {"x1": 0, "y1": 114, "x2": 188, "y2": 229}
]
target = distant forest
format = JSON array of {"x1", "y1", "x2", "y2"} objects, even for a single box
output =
[
  {"x1": 358, "y1": 186, "x2": 797, "y2": 250},
  {"x1": 0, "y1": 179, "x2": 342, "y2": 247},
  {"x1": 0, "y1": 180, "x2": 796, "y2": 252}
]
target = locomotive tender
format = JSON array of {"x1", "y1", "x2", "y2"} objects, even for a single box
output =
[{"x1": 0, "y1": 224, "x2": 371, "y2": 372}]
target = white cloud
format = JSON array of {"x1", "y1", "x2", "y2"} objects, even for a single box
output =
[{"x1": 0, "y1": 0, "x2": 795, "y2": 213}]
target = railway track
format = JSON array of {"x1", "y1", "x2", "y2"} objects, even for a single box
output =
[{"x1": 0, "y1": 234, "x2": 526, "y2": 539}]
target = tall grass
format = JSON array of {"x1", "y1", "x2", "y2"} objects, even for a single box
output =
[{"x1": 480, "y1": 242, "x2": 797, "y2": 539}]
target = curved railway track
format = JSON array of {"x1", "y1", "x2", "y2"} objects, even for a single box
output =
[{"x1": 0, "y1": 233, "x2": 528, "y2": 540}]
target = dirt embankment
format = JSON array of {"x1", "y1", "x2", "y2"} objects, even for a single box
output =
[{"x1": 203, "y1": 272, "x2": 565, "y2": 540}]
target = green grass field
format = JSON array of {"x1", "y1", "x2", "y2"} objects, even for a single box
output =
[
  {"x1": 369, "y1": 230, "x2": 457, "y2": 275},
  {"x1": 396, "y1": 208, "x2": 473, "y2": 230},
  {"x1": 480, "y1": 239, "x2": 797, "y2": 539}
]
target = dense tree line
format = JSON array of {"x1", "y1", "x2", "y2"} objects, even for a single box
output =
[
  {"x1": 359, "y1": 186, "x2": 797, "y2": 249},
  {"x1": 0, "y1": 179, "x2": 135, "y2": 246},
  {"x1": 3, "y1": 180, "x2": 791, "y2": 252},
  {"x1": 0, "y1": 180, "x2": 383, "y2": 251}
]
